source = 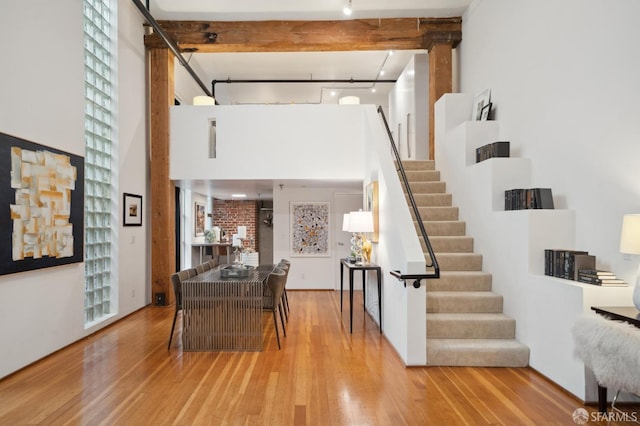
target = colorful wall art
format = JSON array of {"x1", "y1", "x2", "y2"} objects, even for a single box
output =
[
  {"x1": 290, "y1": 202, "x2": 330, "y2": 257},
  {"x1": 0, "y1": 132, "x2": 84, "y2": 275}
]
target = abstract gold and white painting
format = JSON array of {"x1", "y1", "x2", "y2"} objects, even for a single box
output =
[{"x1": 1, "y1": 132, "x2": 84, "y2": 275}]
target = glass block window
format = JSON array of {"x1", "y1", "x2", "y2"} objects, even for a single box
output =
[{"x1": 83, "y1": 0, "x2": 116, "y2": 325}]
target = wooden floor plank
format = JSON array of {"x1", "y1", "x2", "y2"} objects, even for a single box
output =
[{"x1": 0, "y1": 290, "x2": 637, "y2": 425}]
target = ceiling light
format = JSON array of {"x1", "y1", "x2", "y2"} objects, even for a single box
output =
[
  {"x1": 379, "y1": 70, "x2": 385, "y2": 76},
  {"x1": 331, "y1": 90, "x2": 336, "y2": 96},
  {"x1": 231, "y1": 194, "x2": 247, "y2": 198},
  {"x1": 388, "y1": 50, "x2": 394, "y2": 56},
  {"x1": 193, "y1": 95, "x2": 215, "y2": 105},
  {"x1": 343, "y1": 0, "x2": 352, "y2": 16},
  {"x1": 371, "y1": 88, "x2": 376, "y2": 93},
  {"x1": 339, "y1": 96, "x2": 360, "y2": 105}
]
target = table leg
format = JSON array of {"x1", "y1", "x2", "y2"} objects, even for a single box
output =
[
  {"x1": 362, "y1": 270, "x2": 366, "y2": 312},
  {"x1": 349, "y1": 268, "x2": 354, "y2": 333},
  {"x1": 340, "y1": 262, "x2": 344, "y2": 312},
  {"x1": 598, "y1": 385, "x2": 607, "y2": 413},
  {"x1": 377, "y1": 268, "x2": 382, "y2": 333}
]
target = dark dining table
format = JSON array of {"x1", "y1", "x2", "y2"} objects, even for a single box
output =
[{"x1": 181, "y1": 264, "x2": 276, "y2": 351}]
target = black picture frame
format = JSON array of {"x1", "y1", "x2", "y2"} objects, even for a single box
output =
[
  {"x1": 480, "y1": 102, "x2": 492, "y2": 121},
  {"x1": 472, "y1": 88, "x2": 492, "y2": 121},
  {"x1": 0, "y1": 132, "x2": 84, "y2": 275},
  {"x1": 123, "y1": 193, "x2": 143, "y2": 226}
]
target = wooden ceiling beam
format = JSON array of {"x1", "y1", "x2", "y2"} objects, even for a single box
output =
[{"x1": 144, "y1": 17, "x2": 461, "y2": 53}]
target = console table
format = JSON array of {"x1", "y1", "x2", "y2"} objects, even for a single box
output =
[
  {"x1": 340, "y1": 259, "x2": 382, "y2": 333},
  {"x1": 192, "y1": 242, "x2": 231, "y2": 265},
  {"x1": 590, "y1": 305, "x2": 640, "y2": 413}
]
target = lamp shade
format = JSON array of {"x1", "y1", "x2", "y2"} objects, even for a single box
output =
[
  {"x1": 237, "y1": 225, "x2": 247, "y2": 239},
  {"x1": 348, "y1": 211, "x2": 374, "y2": 233},
  {"x1": 342, "y1": 213, "x2": 350, "y2": 231},
  {"x1": 193, "y1": 95, "x2": 215, "y2": 105},
  {"x1": 620, "y1": 214, "x2": 640, "y2": 254}
]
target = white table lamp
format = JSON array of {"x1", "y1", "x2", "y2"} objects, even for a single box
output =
[
  {"x1": 348, "y1": 210, "x2": 374, "y2": 264},
  {"x1": 619, "y1": 214, "x2": 640, "y2": 310}
]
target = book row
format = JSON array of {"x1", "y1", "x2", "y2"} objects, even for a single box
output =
[
  {"x1": 476, "y1": 141, "x2": 510, "y2": 163},
  {"x1": 505, "y1": 188, "x2": 554, "y2": 210},
  {"x1": 544, "y1": 249, "x2": 627, "y2": 286}
]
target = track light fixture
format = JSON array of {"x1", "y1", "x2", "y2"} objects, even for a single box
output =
[{"x1": 343, "y1": 0, "x2": 352, "y2": 16}]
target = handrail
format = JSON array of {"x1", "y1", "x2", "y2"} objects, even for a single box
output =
[{"x1": 377, "y1": 106, "x2": 440, "y2": 286}]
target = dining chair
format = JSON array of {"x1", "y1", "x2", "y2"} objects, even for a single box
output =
[
  {"x1": 277, "y1": 263, "x2": 290, "y2": 321},
  {"x1": 195, "y1": 262, "x2": 212, "y2": 274},
  {"x1": 206, "y1": 258, "x2": 217, "y2": 269},
  {"x1": 278, "y1": 259, "x2": 291, "y2": 319},
  {"x1": 266, "y1": 268, "x2": 287, "y2": 349},
  {"x1": 167, "y1": 268, "x2": 196, "y2": 350}
]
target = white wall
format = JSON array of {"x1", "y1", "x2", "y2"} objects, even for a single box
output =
[
  {"x1": 0, "y1": 0, "x2": 148, "y2": 379},
  {"x1": 273, "y1": 186, "x2": 360, "y2": 290},
  {"x1": 458, "y1": 0, "x2": 640, "y2": 280},
  {"x1": 388, "y1": 54, "x2": 430, "y2": 160},
  {"x1": 449, "y1": 0, "x2": 640, "y2": 398}
]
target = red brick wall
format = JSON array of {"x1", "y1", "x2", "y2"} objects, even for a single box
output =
[{"x1": 212, "y1": 199, "x2": 257, "y2": 250}]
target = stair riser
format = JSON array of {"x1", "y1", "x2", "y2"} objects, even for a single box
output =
[
  {"x1": 427, "y1": 236, "x2": 473, "y2": 253},
  {"x1": 403, "y1": 181, "x2": 446, "y2": 193},
  {"x1": 434, "y1": 254, "x2": 483, "y2": 271},
  {"x1": 427, "y1": 318, "x2": 516, "y2": 339},
  {"x1": 403, "y1": 171, "x2": 443, "y2": 183},
  {"x1": 427, "y1": 295, "x2": 503, "y2": 313},
  {"x1": 410, "y1": 194, "x2": 452, "y2": 206},
  {"x1": 413, "y1": 207, "x2": 458, "y2": 221},
  {"x1": 427, "y1": 273, "x2": 492, "y2": 291},
  {"x1": 418, "y1": 221, "x2": 466, "y2": 236},
  {"x1": 427, "y1": 345, "x2": 529, "y2": 367},
  {"x1": 399, "y1": 161, "x2": 435, "y2": 171}
]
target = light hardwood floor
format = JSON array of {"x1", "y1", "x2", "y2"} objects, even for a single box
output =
[{"x1": 0, "y1": 291, "x2": 637, "y2": 425}]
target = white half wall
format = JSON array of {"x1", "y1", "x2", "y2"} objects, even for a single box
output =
[{"x1": 170, "y1": 105, "x2": 366, "y2": 181}]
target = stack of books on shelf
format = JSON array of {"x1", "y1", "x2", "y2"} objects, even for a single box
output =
[
  {"x1": 577, "y1": 269, "x2": 628, "y2": 286},
  {"x1": 544, "y1": 249, "x2": 593, "y2": 280},
  {"x1": 476, "y1": 141, "x2": 510, "y2": 163},
  {"x1": 505, "y1": 188, "x2": 554, "y2": 210}
]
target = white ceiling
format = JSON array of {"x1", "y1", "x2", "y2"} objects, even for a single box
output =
[{"x1": 145, "y1": 0, "x2": 471, "y2": 198}]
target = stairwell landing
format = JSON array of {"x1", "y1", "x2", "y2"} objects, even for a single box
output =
[{"x1": 402, "y1": 160, "x2": 529, "y2": 367}]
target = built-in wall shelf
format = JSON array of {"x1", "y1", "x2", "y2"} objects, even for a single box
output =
[{"x1": 434, "y1": 93, "x2": 633, "y2": 402}]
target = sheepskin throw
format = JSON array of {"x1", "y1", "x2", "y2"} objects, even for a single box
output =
[{"x1": 572, "y1": 313, "x2": 640, "y2": 395}]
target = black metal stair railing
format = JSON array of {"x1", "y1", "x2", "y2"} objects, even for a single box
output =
[{"x1": 377, "y1": 106, "x2": 440, "y2": 288}]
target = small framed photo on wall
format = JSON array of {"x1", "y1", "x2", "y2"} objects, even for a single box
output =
[
  {"x1": 194, "y1": 201, "x2": 206, "y2": 237},
  {"x1": 123, "y1": 193, "x2": 143, "y2": 226}
]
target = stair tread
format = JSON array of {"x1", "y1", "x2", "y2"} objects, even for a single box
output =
[
  {"x1": 427, "y1": 312, "x2": 514, "y2": 321},
  {"x1": 439, "y1": 271, "x2": 492, "y2": 277},
  {"x1": 428, "y1": 338, "x2": 528, "y2": 349},
  {"x1": 428, "y1": 291, "x2": 502, "y2": 298}
]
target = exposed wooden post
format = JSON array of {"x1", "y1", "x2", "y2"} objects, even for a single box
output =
[
  {"x1": 149, "y1": 48, "x2": 176, "y2": 305},
  {"x1": 428, "y1": 42, "x2": 453, "y2": 160}
]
